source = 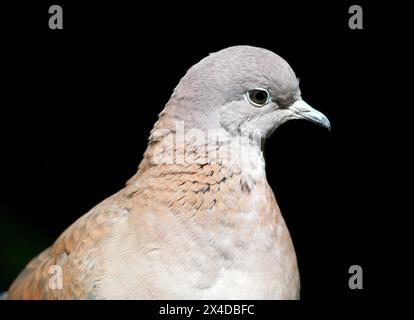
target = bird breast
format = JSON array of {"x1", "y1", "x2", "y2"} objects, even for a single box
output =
[{"x1": 98, "y1": 153, "x2": 300, "y2": 299}]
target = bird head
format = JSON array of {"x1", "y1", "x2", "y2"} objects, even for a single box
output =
[
  {"x1": 153, "y1": 46, "x2": 330, "y2": 161},
  {"x1": 159, "y1": 45, "x2": 330, "y2": 144}
]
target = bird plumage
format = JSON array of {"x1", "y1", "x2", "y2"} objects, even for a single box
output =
[{"x1": 6, "y1": 45, "x2": 329, "y2": 299}]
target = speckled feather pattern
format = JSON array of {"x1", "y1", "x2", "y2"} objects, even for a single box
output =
[{"x1": 8, "y1": 140, "x2": 299, "y2": 299}]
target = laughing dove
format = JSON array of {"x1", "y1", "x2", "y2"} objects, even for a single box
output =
[{"x1": 5, "y1": 45, "x2": 330, "y2": 300}]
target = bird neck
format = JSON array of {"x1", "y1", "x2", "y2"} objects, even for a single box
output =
[{"x1": 134, "y1": 129, "x2": 266, "y2": 182}]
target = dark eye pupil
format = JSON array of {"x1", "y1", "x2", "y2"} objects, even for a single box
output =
[
  {"x1": 254, "y1": 91, "x2": 266, "y2": 102},
  {"x1": 249, "y1": 89, "x2": 269, "y2": 105}
]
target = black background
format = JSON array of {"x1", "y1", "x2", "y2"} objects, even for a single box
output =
[{"x1": 0, "y1": 0, "x2": 392, "y2": 314}]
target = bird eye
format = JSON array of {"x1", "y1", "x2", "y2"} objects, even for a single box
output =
[{"x1": 247, "y1": 88, "x2": 271, "y2": 107}]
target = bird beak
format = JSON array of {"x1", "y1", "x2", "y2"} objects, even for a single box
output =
[{"x1": 288, "y1": 99, "x2": 331, "y2": 131}]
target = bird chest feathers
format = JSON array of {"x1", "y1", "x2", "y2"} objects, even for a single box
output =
[{"x1": 97, "y1": 142, "x2": 300, "y2": 299}]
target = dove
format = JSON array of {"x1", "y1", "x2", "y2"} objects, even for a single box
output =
[{"x1": 5, "y1": 45, "x2": 330, "y2": 300}]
